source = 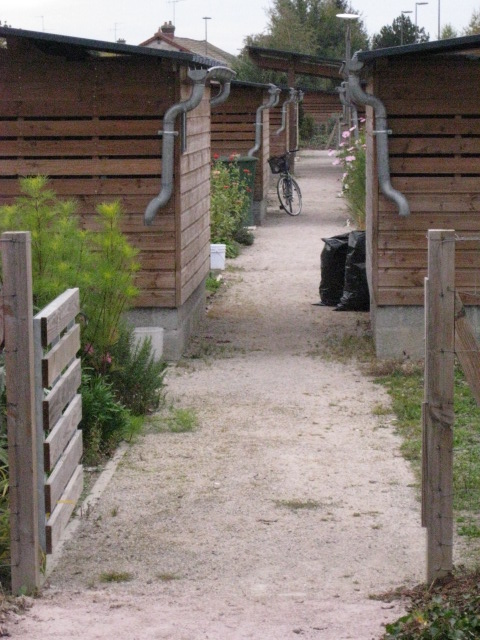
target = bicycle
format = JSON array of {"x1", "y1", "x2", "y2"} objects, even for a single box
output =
[{"x1": 268, "y1": 149, "x2": 302, "y2": 216}]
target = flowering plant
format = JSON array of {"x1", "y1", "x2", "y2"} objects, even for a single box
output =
[
  {"x1": 329, "y1": 126, "x2": 366, "y2": 230},
  {"x1": 210, "y1": 153, "x2": 251, "y2": 250}
]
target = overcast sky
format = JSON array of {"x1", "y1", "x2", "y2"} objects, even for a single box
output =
[{"x1": 2, "y1": 0, "x2": 479, "y2": 55}]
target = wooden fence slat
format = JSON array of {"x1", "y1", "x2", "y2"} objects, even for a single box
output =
[
  {"x1": 2, "y1": 231, "x2": 42, "y2": 593},
  {"x1": 44, "y1": 394, "x2": 82, "y2": 473},
  {"x1": 43, "y1": 359, "x2": 82, "y2": 431},
  {"x1": 424, "y1": 229, "x2": 455, "y2": 583},
  {"x1": 42, "y1": 324, "x2": 81, "y2": 388},
  {"x1": 44, "y1": 430, "x2": 83, "y2": 515},
  {"x1": 35, "y1": 288, "x2": 80, "y2": 347},
  {"x1": 46, "y1": 465, "x2": 84, "y2": 554},
  {"x1": 454, "y1": 292, "x2": 480, "y2": 406}
]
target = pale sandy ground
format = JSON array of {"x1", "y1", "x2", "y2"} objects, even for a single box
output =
[{"x1": 7, "y1": 151, "x2": 425, "y2": 639}]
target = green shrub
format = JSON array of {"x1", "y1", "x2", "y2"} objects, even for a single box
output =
[
  {"x1": 299, "y1": 112, "x2": 317, "y2": 144},
  {"x1": 80, "y1": 371, "x2": 132, "y2": 464},
  {"x1": 210, "y1": 157, "x2": 250, "y2": 248},
  {"x1": 234, "y1": 227, "x2": 254, "y2": 246},
  {"x1": 106, "y1": 323, "x2": 167, "y2": 416},
  {"x1": 0, "y1": 177, "x2": 140, "y2": 370},
  {"x1": 384, "y1": 589, "x2": 480, "y2": 639},
  {"x1": 330, "y1": 128, "x2": 366, "y2": 230}
]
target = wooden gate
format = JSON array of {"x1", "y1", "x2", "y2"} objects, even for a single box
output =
[
  {"x1": 2, "y1": 231, "x2": 83, "y2": 593},
  {"x1": 423, "y1": 229, "x2": 480, "y2": 582}
]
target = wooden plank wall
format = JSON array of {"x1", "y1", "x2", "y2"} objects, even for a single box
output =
[
  {"x1": 302, "y1": 90, "x2": 341, "y2": 127},
  {"x1": 369, "y1": 55, "x2": 480, "y2": 306},
  {"x1": 0, "y1": 37, "x2": 181, "y2": 309},
  {"x1": 179, "y1": 83, "x2": 211, "y2": 306},
  {"x1": 211, "y1": 84, "x2": 270, "y2": 206}
]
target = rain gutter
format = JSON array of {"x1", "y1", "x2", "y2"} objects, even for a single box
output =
[
  {"x1": 247, "y1": 84, "x2": 281, "y2": 157},
  {"x1": 346, "y1": 54, "x2": 410, "y2": 217},
  {"x1": 144, "y1": 66, "x2": 235, "y2": 225}
]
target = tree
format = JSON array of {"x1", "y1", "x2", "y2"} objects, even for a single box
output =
[
  {"x1": 371, "y1": 14, "x2": 429, "y2": 48},
  {"x1": 463, "y1": 9, "x2": 480, "y2": 35},
  {"x1": 441, "y1": 23, "x2": 458, "y2": 39},
  {"x1": 235, "y1": 0, "x2": 368, "y2": 83},
  {"x1": 312, "y1": 0, "x2": 369, "y2": 60}
]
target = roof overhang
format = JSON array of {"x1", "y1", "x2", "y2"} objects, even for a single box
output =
[
  {"x1": 357, "y1": 33, "x2": 480, "y2": 63},
  {"x1": 0, "y1": 26, "x2": 221, "y2": 67},
  {"x1": 247, "y1": 46, "x2": 342, "y2": 79}
]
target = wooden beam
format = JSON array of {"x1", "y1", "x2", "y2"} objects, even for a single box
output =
[
  {"x1": 423, "y1": 229, "x2": 455, "y2": 583},
  {"x1": 454, "y1": 292, "x2": 480, "y2": 406},
  {"x1": 2, "y1": 231, "x2": 42, "y2": 594}
]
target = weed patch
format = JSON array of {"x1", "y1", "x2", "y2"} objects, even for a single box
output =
[
  {"x1": 274, "y1": 499, "x2": 320, "y2": 511},
  {"x1": 99, "y1": 570, "x2": 133, "y2": 583},
  {"x1": 147, "y1": 407, "x2": 198, "y2": 434}
]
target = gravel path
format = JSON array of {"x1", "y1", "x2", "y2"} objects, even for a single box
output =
[{"x1": 8, "y1": 151, "x2": 425, "y2": 640}]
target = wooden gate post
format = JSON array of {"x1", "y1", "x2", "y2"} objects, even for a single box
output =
[
  {"x1": 2, "y1": 232, "x2": 41, "y2": 593},
  {"x1": 423, "y1": 229, "x2": 455, "y2": 583}
]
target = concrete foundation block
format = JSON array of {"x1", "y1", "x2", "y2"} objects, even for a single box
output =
[{"x1": 126, "y1": 277, "x2": 206, "y2": 361}]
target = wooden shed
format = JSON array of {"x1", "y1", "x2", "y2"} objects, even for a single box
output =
[
  {"x1": 0, "y1": 27, "x2": 228, "y2": 360},
  {"x1": 348, "y1": 35, "x2": 480, "y2": 358},
  {"x1": 301, "y1": 88, "x2": 341, "y2": 129},
  {"x1": 211, "y1": 80, "x2": 277, "y2": 224}
]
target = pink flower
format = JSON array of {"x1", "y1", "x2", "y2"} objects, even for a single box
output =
[
  {"x1": 349, "y1": 126, "x2": 357, "y2": 132},
  {"x1": 84, "y1": 343, "x2": 94, "y2": 355},
  {"x1": 359, "y1": 117, "x2": 366, "y2": 123},
  {"x1": 342, "y1": 131, "x2": 350, "y2": 139},
  {"x1": 332, "y1": 159, "x2": 341, "y2": 166},
  {"x1": 345, "y1": 155, "x2": 356, "y2": 162},
  {"x1": 328, "y1": 149, "x2": 336, "y2": 156}
]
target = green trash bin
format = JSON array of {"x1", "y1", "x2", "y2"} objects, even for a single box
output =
[{"x1": 219, "y1": 155, "x2": 257, "y2": 226}]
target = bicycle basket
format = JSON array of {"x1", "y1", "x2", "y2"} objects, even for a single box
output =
[{"x1": 268, "y1": 155, "x2": 288, "y2": 174}]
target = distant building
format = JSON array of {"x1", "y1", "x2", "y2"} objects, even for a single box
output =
[{"x1": 140, "y1": 21, "x2": 236, "y2": 67}]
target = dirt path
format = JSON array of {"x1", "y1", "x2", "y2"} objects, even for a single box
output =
[{"x1": 8, "y1": 152, "x2": 425, "y2": 639}]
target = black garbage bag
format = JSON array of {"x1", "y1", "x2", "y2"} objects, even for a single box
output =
[
  {"x1": 335, "y1": 230, "x2": 370, "y2": 312},
  {"x1": 319, "y1": 233, "x2": 350, "y2": 306}
]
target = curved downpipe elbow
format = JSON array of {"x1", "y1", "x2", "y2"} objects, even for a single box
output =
[
  {"x1": 347, "y1": 65, "x2": 409, "y2": 217},
  {"x1": 209, "y1": 66, "x2": 236, "y2": 108},
  {"x1": 248, "y1": 84, "x2": 281, "y2": 157},
  {"x1": 144, "y1": 68, "x2": 210, "y2": 225},
  {"x1": 276, "y1": 88, "x2": 296, "y2": 135}
]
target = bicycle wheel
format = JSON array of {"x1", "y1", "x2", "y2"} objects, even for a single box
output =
[{"x1": 277, "y1": 175, "x2": 302, "y2": 216}]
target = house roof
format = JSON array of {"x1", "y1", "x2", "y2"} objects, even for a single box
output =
[
  {"x1": 140, "y1": 29, "x2": 236, "y2": 67},
  {"x1": 0, "y1": 26, "x2": 222, "y2": 67},
  {"x1": 357, "y1": 33, "x2": 480, "y2": 62},
  {"x1": 247, "y1": 46, "x2": 342, "y2": 79}
]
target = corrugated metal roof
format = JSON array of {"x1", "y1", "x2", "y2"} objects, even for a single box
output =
[
  {"x1": 357, "y1": 33, "x2": 480, "y2": 62},
  {"x1": 0, "y1": 26, "x2": 222, "y2": 67}
]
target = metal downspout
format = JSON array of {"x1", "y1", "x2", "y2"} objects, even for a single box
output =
[
  {"x1": 145, "y1": 66, "x2": 234, "y2": 225},
  {"x1": 210, "y1": 67, "x2": 236, "y2": 107},
  {"x1": 247, "y1": 84, "x2": 280, "y2": 157},
  {"x1": 347, "y1": 56, "x2": 409, "y2": 217},
  {"x1": 276, "y1": 88, "x2": 297, "y2": 135}
]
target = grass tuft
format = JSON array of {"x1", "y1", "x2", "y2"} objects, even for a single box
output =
[{"x1": 99, "y1": 570, "x2": 133, "y2": 583}]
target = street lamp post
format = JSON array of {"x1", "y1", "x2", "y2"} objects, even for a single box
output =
[
  {"x1": 202, "y1": 16, "x2": 211, "y2": 55},
  {"x1": 401, "y1": 10, "x2": 413, "y2": 45},
  {"x1": 415, "y1": 2, "x2": 429, "y2": 41}
]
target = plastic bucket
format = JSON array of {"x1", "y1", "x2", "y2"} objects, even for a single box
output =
[{"x1": 210, "y1": 243, "x2": 226, "y2": 270}]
